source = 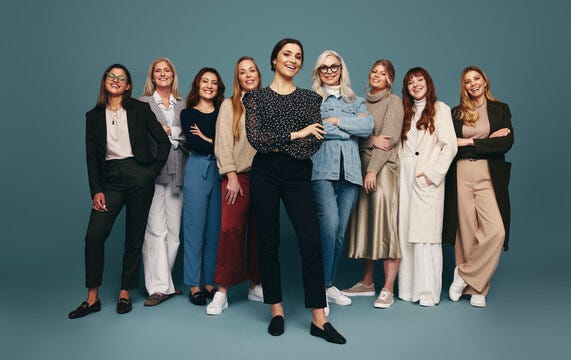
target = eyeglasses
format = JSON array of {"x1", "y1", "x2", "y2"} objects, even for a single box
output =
[
  {"x1": 106, "y1": 73, "x2": 127, "y2": 82},
  {"x1": 318, "y1": 64, "x2": 341, "y2": 74}
]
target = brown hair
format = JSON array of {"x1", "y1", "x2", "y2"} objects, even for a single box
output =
[
  {"x1": 185, "y1": 67, "x2": 225, "y2": 109},
  {"x1": 96, "y1": 63, "x2": 133, "y2": 109},
  {"x1": 402, "y1": 67, "x2": 437, "y2": 140}
]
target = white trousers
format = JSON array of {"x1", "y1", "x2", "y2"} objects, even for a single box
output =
[
  {"x1": 142, "y1": 183, "x2": 182, "y2": 295},
  {"x1": 398, "y1": 242, "x2": 442, "y2": 304}
]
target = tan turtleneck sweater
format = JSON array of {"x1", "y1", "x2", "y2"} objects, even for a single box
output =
[{"x1": 360, "y1": 88, "x2": 404, "y2": 174}]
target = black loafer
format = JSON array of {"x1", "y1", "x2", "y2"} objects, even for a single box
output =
[
  {"x1": 189, "y1": 291, "x2": 206, "y2": 306},
  {"x1": 310, "y1": 322, "x2": 346, "y2": 344},
  {"x1": 68, "y1": 300, "x2": 101, "y2": 319},
  {"x1": 116, "y1": 298, "x2": 132, "y2": 314},
  {"x1": 202, "y1": 288, "x2": 217, "y2": 300},
  {"x1": 267, "y1": 315, "x2": 285, "y2": 336}
]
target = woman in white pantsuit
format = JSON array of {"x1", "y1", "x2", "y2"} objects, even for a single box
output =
[
  {"x1": 398, "y1": 67, "x2": 457, "y2": 306},
  {"x1": 139, "y1": 57, "x2": 186, "y2": 306}
]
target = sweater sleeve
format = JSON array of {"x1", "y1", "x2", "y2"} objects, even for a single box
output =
[
  {"x1": 367, "y1": 96, "x2": 404, "y2": 174},
  {"x1": 215, "y1": 100, "x2": 237, "y2": 175}
]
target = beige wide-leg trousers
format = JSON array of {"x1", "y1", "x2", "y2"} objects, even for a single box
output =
[{"x1": 455, "y1": 159, "x2": 504, "y2": 295}]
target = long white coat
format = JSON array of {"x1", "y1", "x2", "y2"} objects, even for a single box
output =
[{"x1": 399, "y1": 101, "x2": 458, "y2": 244}]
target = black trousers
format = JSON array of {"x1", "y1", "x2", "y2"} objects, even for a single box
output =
[
  {"x1": 84, "y1": 158, "x2": 155, "y2": 289},
  {"x1": 250, "y1": 153, "x2": 326, "y2": 309}
]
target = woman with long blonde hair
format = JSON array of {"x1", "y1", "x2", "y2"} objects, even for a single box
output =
[
  {"x1": 207, "y1": 56, "x2": 263, "y2": 315},
  {"x1": 139, "y1": 57, "x2": 186, "y2": 307},
  {"x1": 444, "y1": 66, "x2": 513, "y2": 308}
]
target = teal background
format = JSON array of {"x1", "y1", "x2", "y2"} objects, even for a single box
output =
[{"x1": 1, "y1": 0, "x2": 569, "y2": 359}]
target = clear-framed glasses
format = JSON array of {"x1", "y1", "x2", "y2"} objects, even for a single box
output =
[
  {"x1": 318, "y1": 64, "x2": 341, "y2": 74},
  {"x1": 106, "y1": 72, "x2": 127, "y2": 82}
]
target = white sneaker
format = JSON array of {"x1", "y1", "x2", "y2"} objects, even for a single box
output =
[
  {"x1": 206, "y1": 291, "x2": 228, "y2": 315},
  {"x1": 248, "y1": 284, "x2": 264, "y2": 302},
  {"x1": 324, "y1": 297, "x2": 330, "y2": 316},
  {"x1": 470, "y1": 294, "x2": 486, "y2": 308},
  {"x1": 419, "y1": 295, "x2": 436, "y2": 307},
  {"x1": 374, "y1": 289, "x2": 394, "y2": 309},
  {"x1": 449, "y1": 266, "x2": 468, "y2": 302},
  {"x1": 326, "y1": 286, "x2": 352, "y2": 306}
]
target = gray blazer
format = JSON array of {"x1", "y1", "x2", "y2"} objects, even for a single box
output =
[{"x1": 139, "y1": 95, "x2": 187, "y2": 194}]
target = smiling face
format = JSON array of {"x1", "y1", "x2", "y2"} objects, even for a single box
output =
[
  {"x1": 237, "y1": 59, "x2": 260, "y2": 92},
  {"x1": 369, "y1": 63, "x2": 390, "y2": 92},
  {"x1": 105, "y1": 67, "x2": 131, "y2": 97},
  {"x1": 407, "y1": 74, "x2": 427, "y2": 101},
  {"x1": 463, "y1": 69, "x2": 486, "y2": 102},
  {"x1": 152, "y1": 60, "x2": 174, "y2": 90},
  {"x1": 272, "y1": 42, "x2": 303, "y2": 79},
  {"x1": 198, "y1": 71, "x2": 219, "y2": 101},
  {"x1": 319, "y1": 54, "x2": 342, "y2": 87}
]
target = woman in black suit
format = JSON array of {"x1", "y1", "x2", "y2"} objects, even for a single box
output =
[
  {"x1": 444, "y1": 65, "x2": 514, "y2": 308},
  {"x1": 68, "y1": 64, "x2": 170, "y2": 318}
]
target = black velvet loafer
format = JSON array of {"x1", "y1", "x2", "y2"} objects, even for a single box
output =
[
  {"x1": 310, "y1": 322, "x2": 346, "y2": 344},
  {"x1": 189, "y1": 291, "x2": 206, "y2": 306},
  {"x1": 202, "y1": 288, "x2": 217, "y2": 300},
  {"x1": 267, "y1": 315, "x2": 285, "y2": 336},
  {"x1": 116, "y1": 298, "x2": 132, "y2": 314},
  {"x1": 68, "y1": 300, "x2": 101, "y2": 319}
]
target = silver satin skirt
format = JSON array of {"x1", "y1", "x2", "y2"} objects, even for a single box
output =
[{"x1": 346, "y1": 161, "x2": 401, "y2": 260}]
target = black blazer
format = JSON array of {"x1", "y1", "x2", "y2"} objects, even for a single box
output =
[
  {"x1": 85, "y1": 99, "x2": 171, "y2": 198},
  {"x1": 443, "y1": 100, "x2": 514, "y2": 250}
]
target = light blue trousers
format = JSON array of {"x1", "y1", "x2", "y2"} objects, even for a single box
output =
[{"x1": 183, "y1": 154, "x2": 221, "y2": 287}]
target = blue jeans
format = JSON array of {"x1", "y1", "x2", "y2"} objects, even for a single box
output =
[
  {"x1": 312, "y1": 179, "x2": 359, "y2": 287},
  {"x1": 182, "y1": 154, "x2": 221, "y2": 287}
]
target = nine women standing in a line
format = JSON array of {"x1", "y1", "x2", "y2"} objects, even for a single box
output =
[
  {"x1": 444, "y1": 66, "x2": 513, "y2": 308},
  {"x1": 139, "y1": 57, "x2": 186, "y2": 306},
  {"x1": 310, "y1": 50, "x2": 373, "y2": 310},
  {"x1": 244, "y1": 38, "x2": 346, "y2": 344},
  {"x1": 398, "y1": 67, "x2": 457, "y2": 307},
  {"x1": 344, "y1": 59, "x2": 404, "y2": 309},
  {"x1": 181, "y1": 68, "x2": 225, "y2": 306},
  {"x1": 207, "y1": 56, "x2": 264, "y2": 315},
  {"x1": 69, "y1": 64, "x2": 170, "y2": 318}
]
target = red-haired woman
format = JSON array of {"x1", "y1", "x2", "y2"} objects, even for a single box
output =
[
  {"x1": 207, "y1": 56, "x2": 263, "y2": 315},
  {"x1": 444, "y1": 66, "x2": 513, "y2": 308},
  {"x1": 398, "y1": 67, "x2": 457, "y2": 307}
]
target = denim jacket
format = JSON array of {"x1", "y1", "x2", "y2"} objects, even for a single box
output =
[{"x1": 311, "y1": 94, "x2": 374, "y2": 185}]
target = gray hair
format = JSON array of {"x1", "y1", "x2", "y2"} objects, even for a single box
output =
[{"x1": 311, "y1": 50, "x2": 355, "y2": 103}]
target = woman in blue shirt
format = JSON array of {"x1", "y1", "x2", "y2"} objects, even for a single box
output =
[{"x1": 310, "y1": 50, "x2": 373, "y2": 310}]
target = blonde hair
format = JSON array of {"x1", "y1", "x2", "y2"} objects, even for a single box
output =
[
  {"x1": 231, "y1": 56, "x2": 262, "y2": 139},
  {"x1": 454, "y1": 65, "x2": 498, "y2": 126},
  {"x1": 311, "y1": 50, "x2": 355, "y2": 102},
  {"x1": 142, "y1": 57, "x2": 182, "y2": 100}
]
